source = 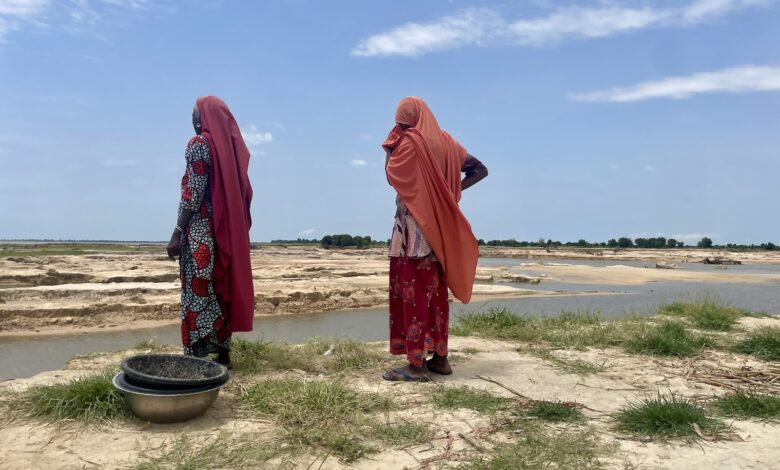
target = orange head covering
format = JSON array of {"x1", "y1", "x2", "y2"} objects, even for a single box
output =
[{"x1": 383, "y1": 97, "x2": 479, "y2": 303}]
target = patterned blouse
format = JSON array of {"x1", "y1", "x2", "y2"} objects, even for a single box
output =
[{"x1": 388, "y1": 197, "x2": 435, "y2": 259}]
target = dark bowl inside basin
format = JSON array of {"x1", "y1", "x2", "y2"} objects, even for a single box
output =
[{"x1": 122, "y1": 354, "x2": 229, "y2": 389}]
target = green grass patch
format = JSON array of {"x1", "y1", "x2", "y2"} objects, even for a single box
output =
[
  {"x1": 615, "y1": 392, "x2": 728, "y2": 439},
  {"x1": 232, "y1": 338, "x2": 393, "y2": 375},
  {"x1": 625, "y1": 321, "x2": 713, "y2": 357},
  {"x1": 712, "y1": 390, "x2": 780, "y2": 420},
  {"x1": 431, "y1": 385, "x2": 514, "y2": 414},
  {"x1": 133, "y1": 433, "x2": 284, "y2": 470},
  {"x1": 18, "y1": 371, "x2": 131, "y2": 425},
  {"x1": 464, "y1": 426, "x2": 614, "y2": 469},
  {"x1": 232, "y1": 339, "x2": 316, "y2": 374},
  {"x1": 241, "y1": 378, "x2": 394, "y2": 461},
  {"x1": 451, "y1": 308, "x2": 644, "y2": 349},
  {"x1": 523, "y1": 401, "x2": 585, "y2": 423},
  {"x1": 372, "y1": 421, "x2": 432, "y2": 446},
  {"x1": 733, "y1": 327, "x2": 780, "y2": 361},
  {"x1": 660, "y1": 301, "x2": 745, "y2": 331}
]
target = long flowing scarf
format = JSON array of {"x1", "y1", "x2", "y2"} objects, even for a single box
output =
[
  {"x1": 196, "y1": 96, "x2": 254, "y2": 332},
  {"x1": 382, "y1": 97, "x2": 478, "y2": 303}
]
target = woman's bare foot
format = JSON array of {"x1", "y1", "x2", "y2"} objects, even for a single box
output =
[
  {"x1": 426, "y1": 353, "x2": 452, "y2": 375},
  {"x1": 382, "y1": 362, "x2": 431, "y2": 382}
]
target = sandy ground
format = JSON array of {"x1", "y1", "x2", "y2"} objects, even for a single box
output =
[
  {"x1": 2, "y1": 316, "x2": 779, "y2": 469},
  {"x1": 1, "y1": 246, "x2": 779, "y2": 336}
]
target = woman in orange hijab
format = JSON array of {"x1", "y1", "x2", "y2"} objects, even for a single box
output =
[{"x1": 382, "y1": 97, "x2": 488, "y2": 381}]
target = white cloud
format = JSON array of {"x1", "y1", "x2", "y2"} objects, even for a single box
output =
[
  {"x1": 350, "y1": 159, "x2": 368, "y2": 167},
  {"x1": 609, "y1": 163, "x2": 619, "y2": 170},
  {"x1": 0, "y1": 0, "x2": 165, "y2": 42},
  {"x1": 241, "y1": 124, "x2": 273, "y2": 153},
  {"x1": 297, "y1": 228, "x2": 316, "y2": 238},
  {"x1": 571, "y1": 65, "x2": 780, "y2": 102},
  {"x1": 644, "y1": 165, "x2": 656, "y2": 172},
  {"x1": 352, "y1": 1, "x2": 771, "y2": 57},
  {"x1": 352, "y1": 8, "x2": 502, "y2": 57}
]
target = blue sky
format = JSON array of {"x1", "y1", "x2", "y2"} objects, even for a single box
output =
[{"x1": 0, "y1": 0, "x2": 778, "y2": 245}]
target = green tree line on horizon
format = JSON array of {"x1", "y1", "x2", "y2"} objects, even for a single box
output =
[
  {"x1": 263, "y1": 235, "x2": 778, "y2": 251},
  {"x1": 478, "y1": 236, "x2": 778, "y2": 250}
]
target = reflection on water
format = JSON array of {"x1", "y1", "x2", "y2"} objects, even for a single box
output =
[{"x1": 2, "y1": 258, "x2": 778, "y2": 380}]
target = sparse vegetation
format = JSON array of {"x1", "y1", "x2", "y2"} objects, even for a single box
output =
[
  {"x1": 241, "y1": 378, "x2": 394, "y2": 461},
  {"x1": 733, "y1": 327, "x2": 780, "y2": 361},
  {"x1": 534, "y1": 350, "x2": 608, "y2": 376},
  {"x1": 18, "y1": 371, "x2": 131, "y2": 424},
  {"x1": 625, "y1": 321, "x2": 713, "y2": 357},
  {"x1": 522, "y1": 401, "x2": 585, "y2": 423},
  {"x1": 660, "y1": 301, "x2": 745, "y2": 331},
  {"x1": 712, "y1": 390, "x2": 780, "y2": 420},
  {"x1": 615, "y1": 393, "x2": 728, "y2": 439},
  {"x1": 451, "y1": 308, "x2": 643, "y2": 349},
  {"x1": 232, "y1": 338, "x2": 393, "y2": 375},
  {"x1": 133, "y1": 433, "x2": 284, "y2": 469},
  {"x1": 464, "y1": 426, "x2": 614, "y2": 469},
  {"x1": 372, "y1": 421, "x2": 432, "y2": 446},
  {"x1": 431, "y1": 385, "x2": 514, "y2": 414}
]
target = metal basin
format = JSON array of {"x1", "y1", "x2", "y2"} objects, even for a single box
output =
[
  {"x1": 122, "y1": 354, "x2": 229, "y2": 389},
  {"x1": 113, "y1": 372, "x2": 227, "y2": 423}
]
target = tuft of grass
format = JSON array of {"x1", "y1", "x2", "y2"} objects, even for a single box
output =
[
  {"x1": 712, "y1": 390, "x2": 780, "y2": 420},
  {"x1": 523, "y1": 401, "x2": 585, "y2": 423},
  {"x1": 19, "y1": 371, "x2": 131, "y2": 425},
  {"x1": 451, "y1": 308, "x2": 643, "y2": 350},
  {"x1": 660, "y1": 301, "x2": 745, "y2": 331},
  {"x1": 733, "y1": 327, "x2": 780, "y2": 361},
  {"x1": 534, "y1": 350, "x2": 608, "y2": 376},
  {"x1": 373, "y1": 421, "x2": 432, "y2": 446},
  {"x1": 615, "y1": 392, "x2": 728, "y2": 439},
  {"x1": 463, "y1": 426, "x2": 614, "y2": 469},
  {"x1": 241, "y1": 378, "x2": 393, "y2": 461},
  {"x1": 232, "y1": 339, "x2": 316, "y2": 374},
  {"x1": 303, "y1": 339, "x2": 392, "y2": 373},
  {"x1": 624, "y1": 321, "x2": 713, "y2": 357},
  {"x1": 431, "y1": 385, "x2": 514, "y2": 414},
  {"x1": 232, "y1": 338, "x2": 394, "y2": 375},
  {"x1": 133, "y1": 433, "x2": 284, "y2": 470}
]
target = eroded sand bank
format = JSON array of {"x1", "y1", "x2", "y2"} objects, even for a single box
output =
[{"x1": 1, "y1": 246, "x2": 778, "y2": 336}]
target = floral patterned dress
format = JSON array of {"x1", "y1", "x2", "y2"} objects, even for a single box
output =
[
  {"x1": 178, "y1": 135, "x2": 232, "y2": 357},
  {"x1": 388, "y1": 200, "x2": 449, "y2": 368}
]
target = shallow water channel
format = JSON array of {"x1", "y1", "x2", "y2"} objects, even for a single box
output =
[{"x1": 2, "y1": 258, "x2": 778, "y2": 380}]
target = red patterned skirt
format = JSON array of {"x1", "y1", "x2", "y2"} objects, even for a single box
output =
[{"x1": 389, "y1": 257, "x2": 449, "y2": 367}]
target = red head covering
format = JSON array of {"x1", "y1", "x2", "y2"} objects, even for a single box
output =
[
  {"x1": 383, "y1": 97, "x2": 479, "y2": 303},
  {"x1": 196, "y1": 96, "x2": 254, "y2": 332}
]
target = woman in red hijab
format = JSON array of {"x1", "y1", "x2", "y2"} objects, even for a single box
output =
[
  {"x1": 167, "y1": 96, "x2": 254, "y2": 368},
  {"x1": 382, "y1": 97, "x2": 488, "y2": 381}
]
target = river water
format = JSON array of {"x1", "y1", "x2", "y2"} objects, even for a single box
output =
[{"x1": 2, "y1": 258, "x2": 778, "y2": 380}]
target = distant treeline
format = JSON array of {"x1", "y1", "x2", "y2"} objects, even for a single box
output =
[
  {"x1": 266, "y1": 236, "x2": 387, "y2": 248},
  {"x1": 479, "y1": 237, "x2": 779, "y2": 250}
]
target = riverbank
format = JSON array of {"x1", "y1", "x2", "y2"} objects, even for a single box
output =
[
  {"x1": 2, "y1": 303, "x2": 779, "y2": 469},
  {"x1": 1, "y1": 245, "x2": 779, "y2": 337}
]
